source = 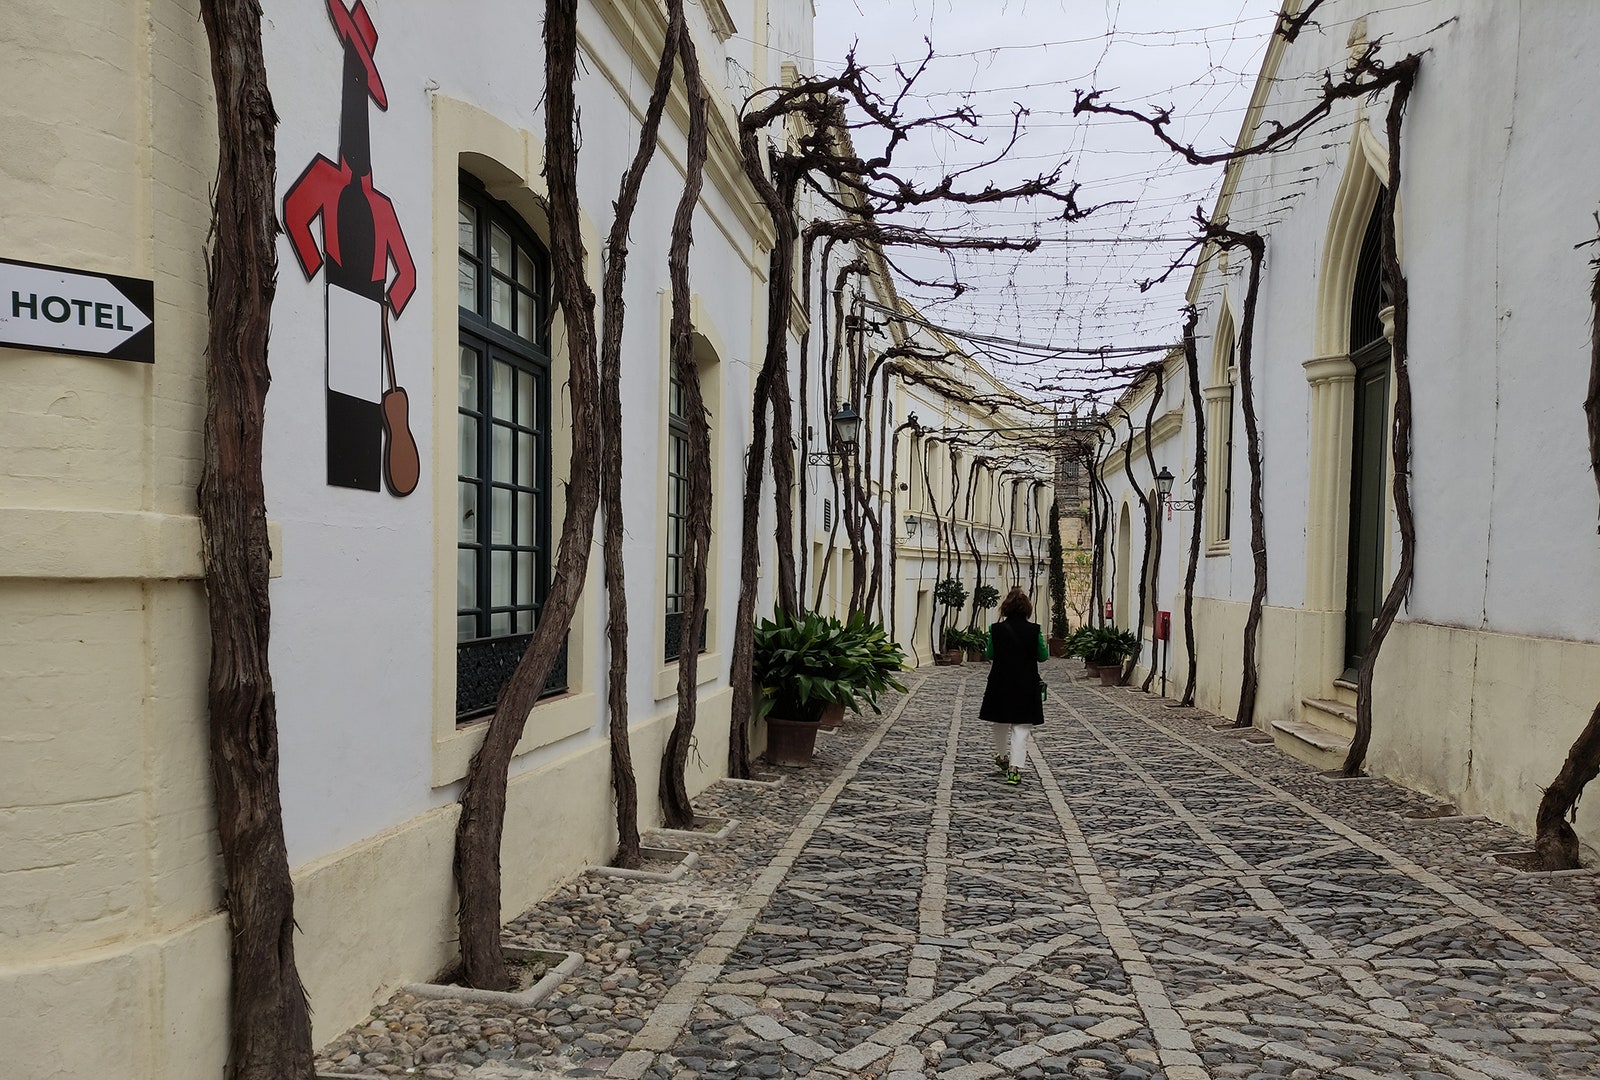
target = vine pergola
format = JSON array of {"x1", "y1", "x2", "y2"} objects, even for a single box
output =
[{"x1": 187, "y1": 4, "x2": 1600, "y2": 1071}]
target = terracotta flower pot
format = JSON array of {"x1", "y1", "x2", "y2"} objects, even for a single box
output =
[
  {"x1": 1098, "y1": 664, "x2": 1122, "y2": 687},
  {"x1": 765, "y1": 717, "x2": 820, "y2": 766},
  {"x1": 818, "y1": 701, "x2": 846, "y2": 730},
  {"x1": 1084, "y1": 661, "x2": 1100, "y2": 678},
  {"x1": 1049, "y1": 637, "x2": 1069, "y2": 658},
  {"x1": 965, "y1": 647, "x2": 985, "y2": 663}
]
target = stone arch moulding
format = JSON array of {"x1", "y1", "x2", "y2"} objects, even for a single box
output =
[
  {"x1": 1314, "y1": 119, "x2": 1395, "y2": 358},
  {"x1": 1210, "y1": 298, "x2": 1237, "y2": 383}
]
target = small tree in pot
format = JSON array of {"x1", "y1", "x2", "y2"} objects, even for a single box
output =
[
  {"x1": 967, "y1": 585, "x2": 1000, "y2": 661},
  {"x1": 934, "y1": 577, "x2": 969, "y2": 663}
]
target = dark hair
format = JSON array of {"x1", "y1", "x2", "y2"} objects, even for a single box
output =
[{"x1": 999, "y1": 588, "x2": 1032, "y2": 619}]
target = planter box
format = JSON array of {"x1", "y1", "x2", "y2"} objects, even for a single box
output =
[
  {"x1": 402, "y1": 945, "x2": 582, "y2": 1009},
  {"x1": 655, "y1": 815, "x2": 739, "y2": 842},
  {"x1": 765, "y1": 716, "x2": 820, "y2": 765},
  {"x1": 722, "y1": 772, "x2": 783, "y2": 789},
  {"x1": 1097, "y1": 665, "x2": 1121, "y2": 686},
  {"x1": 589, "y1": 846, "x2": 699, "y2": 882}
]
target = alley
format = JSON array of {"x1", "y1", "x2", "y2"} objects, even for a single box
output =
[{"x1": 318, "y1": 663, "x2": 1600, "y2": 1080}]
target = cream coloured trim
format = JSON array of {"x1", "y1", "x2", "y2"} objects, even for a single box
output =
[
  {"x1": 1210, "y1": 303, "x2": 1236, "y2": 384},
  {"x1": 430, "y1": 95, "x2": 604, "y2": 788},
  {"x1": 1303, "y1": 354, "x2": 1358, "y2": 386},
  {"x1": 0, "y1": 508, "x2": 283, "y2": 579},
  {"x1": 703, "y1": 0, "x2": 737, "y2": 39},
  {"x1": 1314, "y1": 121, "x2": 1391, "y2": 357},
  {"x1": 654, "y1": 651, "x2": 723, "y2": 702},
  {"x1": 583, "y1": 0, "x2": 772, "y2": 259},
  {"x1": 1107, "y1": 407, "x2": 1185, "y2": 468},
  {"x1": 1185, "y1": 0, "x2": 1300, "y2": 306}
]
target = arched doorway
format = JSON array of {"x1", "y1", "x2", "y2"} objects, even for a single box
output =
[
  {"x1": 1343, "y1": 200, "x2": 1391, "y2": 673},
  {"x1": 1116, "y1": 502, "x2": 1132, "y2": 627},
  {"x1": 1303, "y1": 121, "x2": 1393, "y2": 687}
]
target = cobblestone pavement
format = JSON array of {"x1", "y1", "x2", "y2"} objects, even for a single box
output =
[{"x1": 318, "y1": 662, "x2": 1600, "y2": 1080}]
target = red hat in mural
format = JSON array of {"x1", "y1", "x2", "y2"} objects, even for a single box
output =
[{"x1": 327, "y1": 0, "x2": 388, "y2": 109}]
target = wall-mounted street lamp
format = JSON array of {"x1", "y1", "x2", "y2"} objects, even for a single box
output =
[
  {"x1": 808, "y1": 402, "x2": 862, "y2": 466},
  {"x1": 1155, "y1": 466, "x2": 1196, "y2": 512}
]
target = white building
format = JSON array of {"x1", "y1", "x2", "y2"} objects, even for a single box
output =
[{"x1": 1095, "y1": 0, "x2": 1600, "y2": 853}]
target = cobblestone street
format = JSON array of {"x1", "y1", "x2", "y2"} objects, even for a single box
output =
[{"x1": 319, "y1": 661, "x2": 1600, "y2": 1080}]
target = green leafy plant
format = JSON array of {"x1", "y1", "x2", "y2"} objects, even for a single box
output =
[
  {"x1": 752, "y1": 609, "x2": 907, "y2": 723},
  {"x1": 1063, "y1": 625, "x2": 1097, "y2": 660},
  {"x1": 1083, "y1": 625, "x2": 1138, "y2": 667},
  {"x1": 946, "y1": 627, "x2": 985, "y2": 652},
  {"x1": 973, "y1": 583, "x2": 1000, "y2": 612}
]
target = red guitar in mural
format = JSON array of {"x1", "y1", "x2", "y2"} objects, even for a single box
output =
[{"x1": 282, "y1": 0, "x2": 419, "y2": 496}]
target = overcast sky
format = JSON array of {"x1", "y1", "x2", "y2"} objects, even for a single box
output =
[{"x1": 800, "y1": 0, "x2": 1285, "y2": 402}]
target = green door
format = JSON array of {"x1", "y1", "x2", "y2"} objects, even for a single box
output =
[{"x1": 1344, "y1": 344, "x2": 1389, "y2": 673}]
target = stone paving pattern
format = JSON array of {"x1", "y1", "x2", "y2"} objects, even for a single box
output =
[{"x1": 317, "y1": 661, "x2": 1600, "y2": 1080}]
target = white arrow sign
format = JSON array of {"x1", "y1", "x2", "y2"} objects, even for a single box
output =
[{"x1": 0, "y1": 257, "x2": 155, "y2": 364}]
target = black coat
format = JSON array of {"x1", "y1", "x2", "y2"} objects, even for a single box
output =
[{"x1": 978, "y1": 615, "x2": 1045, "y2": 725}]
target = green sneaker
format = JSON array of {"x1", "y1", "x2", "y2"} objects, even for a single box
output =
[
  {"x1": 1005, "y1": 768, "x2": 1022, "y2": 786},
  {"x1": 994, "y1": 754, "x2": 1009, "y2": 772}
]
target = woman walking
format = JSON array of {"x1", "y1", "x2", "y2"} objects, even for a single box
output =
[{"x1": 980, "y1": 588, "x2": 1048, "y2": 786}]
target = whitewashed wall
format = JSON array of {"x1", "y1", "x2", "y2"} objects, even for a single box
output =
[{"x1": 1096, "y1": 0, "x2": 1600, "y2": 849}]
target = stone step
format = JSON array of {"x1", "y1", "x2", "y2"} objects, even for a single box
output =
[
  {"x1": 1332, "y1": 676, "x2": 1359, "y2": 708},
  {"x1": 1301, "y1": 696, "x2": 1357, "y2": 739},
  {"x1": 1272, "y1": 717, "x2": 1352, "y2": 772}
]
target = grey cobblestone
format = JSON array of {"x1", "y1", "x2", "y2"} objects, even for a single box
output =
[{"x1": 316, "y1": 663, "x2": 1600, "y2": 1079}]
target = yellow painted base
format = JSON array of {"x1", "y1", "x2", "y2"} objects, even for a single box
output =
[
  {"x1": 0, "y1": 690, "x2": 737, "y2": 1080},
  {"x1": 1156, "y1": 598, "x2": 1600, "y2": 854}
]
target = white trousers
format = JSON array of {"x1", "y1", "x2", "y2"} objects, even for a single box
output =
[{"x1": 991, "y1": 724, "x2": 1030, "y2": 772}]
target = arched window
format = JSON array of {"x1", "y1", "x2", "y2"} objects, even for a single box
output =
[
  {"x1": 1349, "y1": 202, "x2": 1387, "y2": 353},
  {"x1": 664, "y1": 337, "x2": 715, "y2": 662},
  {"x1": 455, "y1": 172, "x2": 554, "y2": 719},
  {"x1": 1206, "y1": 310, "x2": 1237, "y2": 546}
]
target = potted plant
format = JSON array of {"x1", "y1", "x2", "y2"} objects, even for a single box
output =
[
  {"x1": 1064, "y1": 625, "x2": 1097, "y2": 676},
  {"x1": 969, "y1": 585, "x2": 1000, "y2": 661},
  {"x1": 1086, "y1": 625, "x2": 1138, "y2": 686},
  {"x1": 840, "y1": 612, "x2": 909, "y2": 716},
  {"x1": 751, "y1": 610, "x2": 908, "y2": 763},
  {"x1": 934, "y1": 577, "x2": 968, "y2": 664},
  {"x1": 939, "y1": 627, "x2": 967, "y2": 665},
  {"x1": 751, "y1": 610, "x2": 850, "y2": 765}
]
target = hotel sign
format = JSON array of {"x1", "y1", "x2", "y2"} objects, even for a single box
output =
[{"x1": 0, "y1": 256, "x2": 155, "y2": 364}]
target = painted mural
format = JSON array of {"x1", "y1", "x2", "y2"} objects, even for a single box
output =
[{"x1": 282, "y1": 0, "x2": 419, "y2": 496}]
